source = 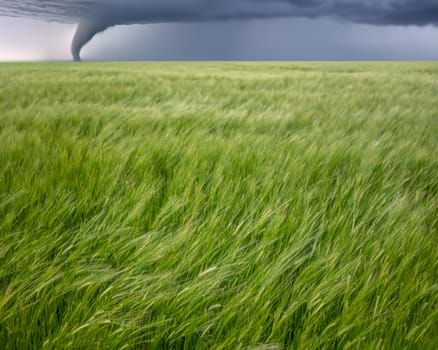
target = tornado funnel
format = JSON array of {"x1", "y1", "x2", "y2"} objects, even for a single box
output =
[{"x1": 71, "y1": 20, "x2": 110, "y2": 62}]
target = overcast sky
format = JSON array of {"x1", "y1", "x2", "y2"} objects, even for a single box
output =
[{"x1": 0, "y1": 0, "x2": 437, "y2": 61}]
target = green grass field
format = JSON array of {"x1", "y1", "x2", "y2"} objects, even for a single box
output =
[{"x1": 0, "y1": 62, "x2": 437, "y2": 349}]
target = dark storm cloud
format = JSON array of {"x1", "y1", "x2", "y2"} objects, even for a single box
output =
[
  {"x1": 2, "y1": 1, "x2": 438, "y2": 25},
  {"x1": 1, "y1": 0, "x2": 437, "y2": 60}
]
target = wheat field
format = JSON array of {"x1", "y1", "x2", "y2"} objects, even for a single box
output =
[{"x1": 0, "y1": 62, "x2": 437, "y2": 349}]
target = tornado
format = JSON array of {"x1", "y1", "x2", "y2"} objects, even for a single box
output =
[{"x1": 71, "y1": 19, "x2": 111, "y2": 62}]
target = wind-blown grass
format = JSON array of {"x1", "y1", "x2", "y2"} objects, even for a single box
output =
[{"x1": 0, "y1": 62, "x2": 437, "y2": 349}]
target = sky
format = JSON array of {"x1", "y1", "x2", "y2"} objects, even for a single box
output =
[{"x1": 0, "y1": 0, "x2": 437, "y2": 61}]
